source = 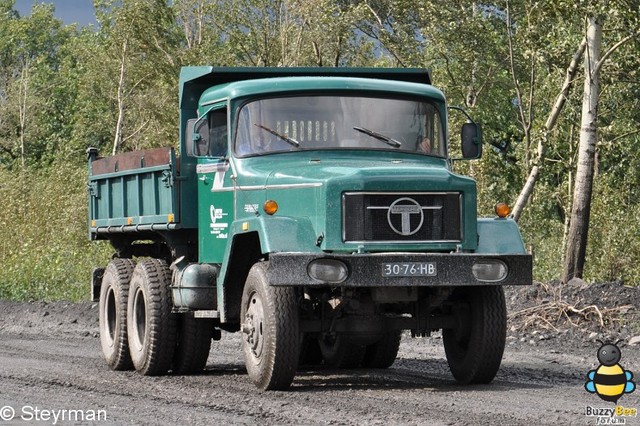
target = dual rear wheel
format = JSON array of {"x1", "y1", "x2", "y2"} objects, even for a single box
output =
[
  {"x1": 315, "y1": 331, "x2": 402, "y2": 369},
  {"x1": 99, "y1": 258, "x2": 135, "y2": 370},
  {"x1": 99, "y1": 258, "x2": 212, "y2": 376}
]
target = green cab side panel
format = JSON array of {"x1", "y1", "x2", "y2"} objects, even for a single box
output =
[
  {"x1": 234, "y1": 216, "x2": 323, "y2": 255},
  {"x1": 476, "y1": 218, "x2": 527, "y2": 254},
  {"x1": 197, "y1": 160, "x2": 235, "y2": 264}
]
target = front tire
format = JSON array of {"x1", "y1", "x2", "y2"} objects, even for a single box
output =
[
  {"x1": 127, "y1": 259, "x2": 177, "y2": 376},
  {"x1": 99, "y1": 258, "x2": 135, "y2": 370},
  {"x1": 299, "y1": 334, "x2": 323, "y2": 367},
  {"x1": 443, "y1": 286, "x2": 506, "y2": 384},
  {"x1": 241, "y1": 262, "x2": 299, "y2": 390}
]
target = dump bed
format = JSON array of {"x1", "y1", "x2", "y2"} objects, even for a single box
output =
[{"x1": 87, "y1": 147, "x2": 181, "y2": 239}]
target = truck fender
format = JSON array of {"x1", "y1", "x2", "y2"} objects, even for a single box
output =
[
  {"x1": 215, "y1": 216, "x2": 321, "y2": 323},
  {"x1": 476, "y1": 218, "x2": 527, "y2": 254}
]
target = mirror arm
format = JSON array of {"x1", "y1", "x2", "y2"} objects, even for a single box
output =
[
  {"x1": 191, "y1": 105, "x2": 218, "y2": 136},
  {"x1": 447, "y1": 106, "x2": 476, "y2": 124}
]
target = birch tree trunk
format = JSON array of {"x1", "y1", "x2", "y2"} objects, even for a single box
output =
[
  {"x1": 112, "y1": 39, "x2": 128, "y2": 156},
  {"x1": 19, "y1": 60, "x2": 30, "y2": 168},
  {"x1": 563, "y1": 16, "x2": 603, "y2": 282}
]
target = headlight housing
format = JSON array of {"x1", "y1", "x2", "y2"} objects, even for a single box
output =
[
  {"x1": 472, "y1": 260, "x2": 508, "y2": 282},
  {"x1": 307, "y1": 259, "x2": 349, "y2": 284}
]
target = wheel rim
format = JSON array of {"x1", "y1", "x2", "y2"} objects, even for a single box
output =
[
  {"x1": 104, "y1": 286, "x2": 117, "y2": 346},
  {"x1": 244, "y1": 290, "x2": 265, "y2": 360},
  {"x1": 132, "y1": 287, "x2": 147, "y2": 349}
]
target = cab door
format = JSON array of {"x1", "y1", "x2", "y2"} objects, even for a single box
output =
[{"x1": 194, "y1": 104, "x2": 234, "y2": 264}]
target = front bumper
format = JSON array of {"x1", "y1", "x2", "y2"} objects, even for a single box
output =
[{"x1": 268, "y1": 252, "x2": 532, "y2": 287}]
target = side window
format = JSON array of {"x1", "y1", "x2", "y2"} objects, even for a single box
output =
[
  {"x1": 432, "y1": 109, "x2": 441, "y2": 154},
  {"x1": 208, "y1": 108, "x2": 227, "y2": 157},
  {"x1": 416, "y1": 103, "x2": 443, "y2": 156}
]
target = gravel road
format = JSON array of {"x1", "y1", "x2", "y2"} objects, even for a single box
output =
[{"x1": 0, "y1": 299, "x2": 638, "y2": 426}]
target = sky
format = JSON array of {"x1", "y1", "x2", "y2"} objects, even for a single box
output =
[{"x1": 13, "y1": 0, "x2": 97, "y2": 27}]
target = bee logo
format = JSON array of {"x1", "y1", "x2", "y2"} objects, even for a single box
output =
[{"x1": 585, "y1": 340, "x2": 636, "y2": 403}]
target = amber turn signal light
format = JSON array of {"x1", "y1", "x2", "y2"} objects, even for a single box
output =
[
  {"x1": 495, "y1": 202, "x2": 510, "y2": 218},
  {"x1": 263, "y1": 200, "x2": 278, "y2": 215}
]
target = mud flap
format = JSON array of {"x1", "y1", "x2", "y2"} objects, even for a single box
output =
[{"x1": 91, "y1": 267, "x2": 105, "y2": 302}]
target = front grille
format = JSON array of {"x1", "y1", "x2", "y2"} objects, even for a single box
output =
[{"x1": 343, "y1": 192, "x2": 462, "y2": 243}]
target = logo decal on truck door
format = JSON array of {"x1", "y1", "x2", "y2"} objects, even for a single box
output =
[{"x1": 210, "y1": 205, "x2": 229, "y2": 239}]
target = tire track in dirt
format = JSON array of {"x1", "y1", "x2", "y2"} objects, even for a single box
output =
[{"x1": 1, "y1": 300, "x2": 639, "y2": 425}]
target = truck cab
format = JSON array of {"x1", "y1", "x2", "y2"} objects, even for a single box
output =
[{"x1": 88, "y1": 67, "x2": 531, "y2": 390}]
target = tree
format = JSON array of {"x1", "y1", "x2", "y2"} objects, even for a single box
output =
[
  {"x1": 89, "y1": 0, "x2": 179, "y2": 155},
  {"x1": 511, "y1": 38, "x2": 586, "y2": 222},
  {"x1": 563, "y1": 12, "x2": 640, "y2": 281},
  {"x1": 562, "y1": 16, "x2": 602, "y2": 281},
  {"x1": 0, "y1": 2, "x2": 74, "y2": 167}
]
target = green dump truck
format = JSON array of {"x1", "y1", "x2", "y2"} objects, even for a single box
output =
[{"x1": 88, "y1": 67, "x2": 532, "y2": 390}]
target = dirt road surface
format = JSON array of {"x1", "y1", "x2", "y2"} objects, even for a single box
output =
[{"x1": 0, "y1": 299, "x2": 638, "y2": 426}]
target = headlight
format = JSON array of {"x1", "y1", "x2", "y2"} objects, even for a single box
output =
[
  {"x1": 472, "y1": 260, "x2": 508, "y2": 282},
  {"x1": 307, "y1": 259, "x2": 349, "y2": 284}
]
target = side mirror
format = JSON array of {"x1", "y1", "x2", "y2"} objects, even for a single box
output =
[
  {"x1": 194, "y1": 119, "x2": 210, "y2": 156},
  {"x1": 185, "y1": 118, "x2": 197, "y2": 156},
  {"x1": 461, "y1": 122, "x2": 482, "y2": 159},
  {"x1": 185, "y1": 116, "x2": 210, "y2": 156}
]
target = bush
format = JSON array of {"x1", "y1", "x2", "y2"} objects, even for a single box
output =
[
  {"x1": 0, "y1": 163, "x2": 111, "y2": 301},
  {"x1": 516, "y1": 175, "x2": 640, "y2": 286},
  {"x1": 583, "y1": 176, "x2": 640, "y2": 285},
  {"x1": 518, "y1": 185, "x2": 565, "y2": 282}
]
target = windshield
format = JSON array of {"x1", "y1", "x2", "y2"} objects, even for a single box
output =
[{"x1": 234, "y1": 95, "x2": 444, "y2": 157}]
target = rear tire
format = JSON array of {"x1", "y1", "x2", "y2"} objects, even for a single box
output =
[
  {"x1": 362, "y1": 331, "x2": 402, "y2": 369},
  {"x1": 443, "y1": 286, "x2": 506, "y2": 384},
  {"x1": 173, "y1": 315, "x2": 213, "y2": 374},
  {"x1": 241, "y1": 262, "x2": 299, "y2": 390},
  {"x1": 319, "y1": 335, "x2": 366, "y2": 369},
  {"x1": 299, "y1": 334, "x2": 323, "y2": 367},
  {"x1": 99, "y1": 258, "x2": 135, "y2": 370},
  {"x1": 127, "y1": 259, "x2": 177, "y2": 376}
]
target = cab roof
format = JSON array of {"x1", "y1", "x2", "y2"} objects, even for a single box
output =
[
  {"x1": 179, "y1": 67, "x2": 438, "y2": 111},
  {"x1": 197, "y1": 76, "x2": 445, "y2": 111}
]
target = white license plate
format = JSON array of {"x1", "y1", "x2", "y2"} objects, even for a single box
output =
[{"x1": 382, "y1": 262, "x2": 437, "y2": 277}]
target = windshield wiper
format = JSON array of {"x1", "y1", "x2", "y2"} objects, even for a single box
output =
[
  {"x1": 254, "y1": 123, "x2": 300, "y2": 147},
  {"x1": 353, "y1": 126, "x2": 402, "y2": 148}
]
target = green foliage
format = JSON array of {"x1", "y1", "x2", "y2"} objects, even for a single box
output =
[
  {"x1": 518, "y1": 186, "x2": 565, "y2": 282},
  {"x1": 584, "y1": 175, "x2": 640, "y2": 285},
  {"x1": 0, "y1": 162, "x2": 111, "y2": 300},
  {"x1": 0, "y1": 3, "x2": 77, "y2": 167}
]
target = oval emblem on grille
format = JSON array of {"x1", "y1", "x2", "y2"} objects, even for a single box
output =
[{"x1": 387, "y1": 197, "x2": 424, "y2": 236}]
